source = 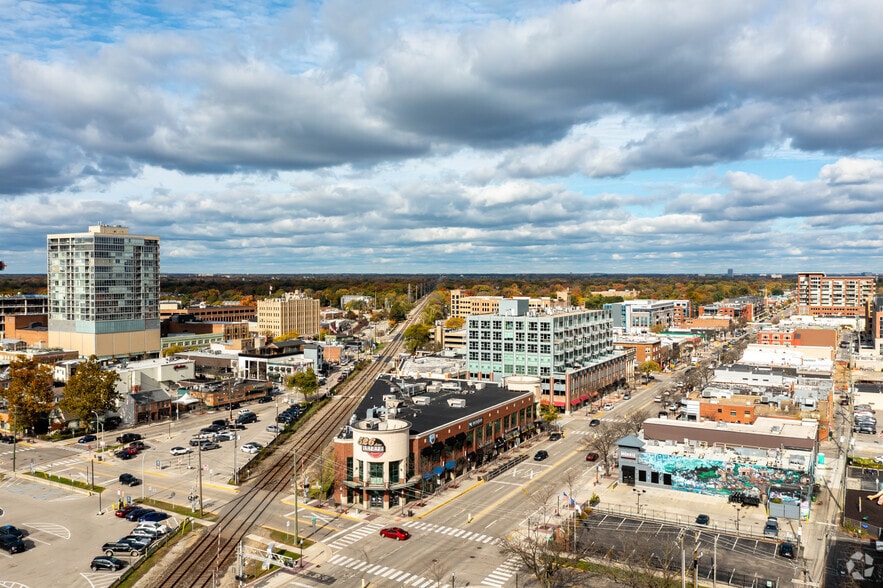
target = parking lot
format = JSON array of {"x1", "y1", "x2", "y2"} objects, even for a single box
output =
[{"x1": 0, "y1": 392, "x2": 304, "y2": 586}]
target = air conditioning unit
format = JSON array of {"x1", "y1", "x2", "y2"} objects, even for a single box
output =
[{"x1": 447, "y1": 398, "x2": 466, "y2": 408}]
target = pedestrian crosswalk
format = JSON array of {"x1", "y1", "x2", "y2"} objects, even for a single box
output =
[
  {"x1": 481, "y1": 557, "x2": 522, "y2": 588},
  {"x1": 327, "y1": 522, "x2": 385, "y2": 550},
  {"x1": 327, "y1": 554, "x2": 436, "y2": 587},
  {"x1": 405, "y1": 521, "x2": 500, "y2": 545}
]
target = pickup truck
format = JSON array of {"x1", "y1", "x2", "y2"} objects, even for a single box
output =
[
  {"x1": 116, "y1": 433, "x2": 142, "y2": 444},
  {"x1": 101, "y1": 539, "x2": 145, "y2": 556}
]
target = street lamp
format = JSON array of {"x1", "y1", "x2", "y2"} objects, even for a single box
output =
[
  {"x1": 732, "y1": 504, "x2": 742, "y2": 535},
  {"x1": 91, "y1": 410, "x2": 104, "y2": 455},
  {"x1": 633, "y1": 488, "x2": 646, "y2": 514}
]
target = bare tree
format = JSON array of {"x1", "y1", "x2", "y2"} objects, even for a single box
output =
[
  {"x1": 621, "y1": 409, "x2": 652, "y2": 437},
  {"x1": 583, "y1": 421, "x2": 624, "y2": 473},
  {"x1": 497, "y1": 523, "x2": 583, "y2": 588}
]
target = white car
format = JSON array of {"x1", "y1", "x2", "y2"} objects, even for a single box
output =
[
  {"x1": 603, "y1": 403, "x2": 614, "y2": 411},
  {"x1": 130, "y1": 527, "x2": 161, "y2": 539},
  {"x1": 169, "y1": 446, "x2": 191, "y2": 456},
  {"x1": 266, "y1": 425, "x2": 280, "y2": 433},
  {"x1": 875, "y1": 455, "x2": 883, "y2": 465},
  {"x1": 136, "y1": 522, "x2": 169, "y2": 535},
  {"x1": 241, "y1": 442, "x2": 262, "y2": 454}
]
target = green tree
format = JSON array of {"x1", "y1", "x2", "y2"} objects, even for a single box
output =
[
  {"x1": 291, "y1": 368, "x2": 319, "y2": 398},
  {"x1": 2, "y1": 357, "x2": 55, "y2": 435},
  {"x1": 637, "y1": 360, "x2": 661, "y2": 382},
  {"x1": 538, "y1": 402, "x2": 560, "y2": 430},
  {"x1": 403, "y1": 323, "x2": 431, "y2": 353},
  {"x1": 58, "y1": 356, "x2": 122, "y2": 430}
]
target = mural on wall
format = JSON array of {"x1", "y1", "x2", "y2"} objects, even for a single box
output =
[{"x1": 638, "y1": 453, "x2": 812, "y2": 499}]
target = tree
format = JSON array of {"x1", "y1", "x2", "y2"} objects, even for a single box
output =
[
  {"x1": 637, "y1": 360, "x2": 661, "y2": 382},
  {"x1": 276, "y1": 330, "x2": 301, "y2": 342},
  {"x1": 650, "y1": 323, "x2": 666, "y2": 334},
  {"x1": 58, "y1": 356, "x2": 122, "y2": 430},
  {"x1": 583, "y1": 420, "x2": 623, "y2": 472},
  {"x1": 403, "y1": 323, "x2": 431, "y2": 353},
  {"x1": 162, "y1": 344, "x2": 184, "y2": 357},
  {"x1": 290, "y1": 368, "x2": 319, "y2": 398},
  {"x1": 538, "y1": 402, "x2": 560, "y2": 431},
  {"x1": 2, "y1": 357, "x2": 55, "y2": 436},
  {"x1": 444, "y1": 316, "x2": 465, "y2": 329}
]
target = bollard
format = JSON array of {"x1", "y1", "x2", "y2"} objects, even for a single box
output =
[{"x1": 467, "y1": 514, "x2": 473, "y2": 523}]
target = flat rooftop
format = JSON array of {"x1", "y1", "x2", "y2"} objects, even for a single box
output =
[{"x1": 354, "y1": 375, "x2": 533, "y2": 435}]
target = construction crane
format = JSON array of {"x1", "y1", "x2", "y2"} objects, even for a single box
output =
[{"x1": 0, "y1": 260, "x2": 5, "y2": 271}]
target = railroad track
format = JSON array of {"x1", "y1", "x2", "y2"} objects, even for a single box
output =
[{"x1": 150, "y1": 296, "x2": 430, "y2": 587}]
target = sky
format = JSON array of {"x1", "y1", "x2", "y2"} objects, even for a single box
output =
[{"x1": 2, "y1": 0, "x2": 883, "y2": 276}]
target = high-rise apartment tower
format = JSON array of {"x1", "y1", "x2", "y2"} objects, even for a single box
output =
[{"x1": 47, "y1": 225, "x2": 160, "y2": 359}]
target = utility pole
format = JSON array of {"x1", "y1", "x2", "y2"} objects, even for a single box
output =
[
  {"x1": 293, "y1": 448, "x2": 300, "y2": 565},
  {"x1": 681, "y1": 531, "x2": 686, "y2": 588},
  {"x1": 198, "y1": 443, "x2": 204, "y2": 517},
  {"x1": 692, "y1": 534, "x2": 700, "y2": 588},
  {"x1": 712, "y1": 534, "x2": 718, "y2": 588}
]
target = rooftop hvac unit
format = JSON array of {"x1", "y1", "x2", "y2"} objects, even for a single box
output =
[
  {"x1": 412, "y1": 396, "x2": 431, "y2": 405},
  {"x1": 447, "y1": 398, "x2": 466, "y2": 408},
  {"x1": 382, "y1": 394, "x2": 396, "y2": 403},
  {"x1": 363, "y1": 419, "x2": 380, "y2": 430}
]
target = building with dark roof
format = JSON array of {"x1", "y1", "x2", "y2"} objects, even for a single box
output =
[{"x1": 332, "y1": 374, "x2": 537, "y2": 511}]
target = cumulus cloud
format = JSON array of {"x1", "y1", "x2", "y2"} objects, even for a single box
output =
[{"x1": 3, "y1": 1, "x2": 883, "y2": 273}]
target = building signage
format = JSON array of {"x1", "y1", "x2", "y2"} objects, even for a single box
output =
[
  {"x1": 358, "y1": 436, "x2": 386, "y2": 458},
  {"x1": 620, "y1": 450, "x2": 637, "y2": 460},
  {"x1": 468, "y1": 418, "x2": 483, "y2": 429},
  {"x1": 173, "y1": 364, "x2": 187, "y2": 371}
]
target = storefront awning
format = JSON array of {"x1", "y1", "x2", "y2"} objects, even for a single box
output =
[
  {"x1": 432, "y1": 466, "x2": 445, "y2": 476},
  {"x1": 579, "y1": 394, "x2": 590, "y2": 402},
  {"x1": 422, "y1": 472, "x2": 434, "y2": 481},
  {"x1": 173, "y1": 393, "x2": 200, "y2": 405},
  {"x1": 570, "y1": 397, "x2": 581, "y2": 406},
  {"x1": 445, "y1": 460, "x2": 456, "y2": 471},
  {"x1": 552, "y1": 400, "x2": 566, "y2": 407}
]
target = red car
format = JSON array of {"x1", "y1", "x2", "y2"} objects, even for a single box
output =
[
  {"x1": 379, "y1": 527, "x2": 410, "y2": 541},
  {"x1": 585, "y1": 452, "x2": 599, "y2": 462},
  {"x1": 115, "y1": 505, "x2": 138, "y2": 518}
]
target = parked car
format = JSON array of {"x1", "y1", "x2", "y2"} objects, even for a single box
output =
[
  {"x1": 101, "y1": 539, "x2": 144, "y2": 556},
  {"x1": 236, "y1": 413, "x2": 258, "y2": 424},
  {"x1": 241, "y1": 442, "x2": 262, "y2": 454},
  {"x1": 548, "y1": 432, "x2": 562, "y2": 441},
  {"x1": 199, "y1": 441, "x2": 220, "y2": 451},
  {"x1": 695, "y1": 514, "x2": 710, "y2": 525},
  {"x1": 189, "y1": 437, "x2": 203, "y2": 447},
  {"x1": 78, "y1": 434, "x2": 97, "y2": 444},
  {"x1": 238, "y1": 408, "x2": 252, "y2": 415},
  {"x1": 763, "y1": 517, "x2": 779, "y2": 537},
  {"x1": 589, "y1": 419, "x2": 601, "y2": 427},
  {"x1": 139, "y1": 511, "x2": 169, "y2": 522},
  {"x1": 653, "y1": 396, "x2": 663, "y2": 403},
  {"x1": 622, "y1": 393, "x2": 631, "y2": 400},
  {"x1": 226, "y1": 423, "x2": 247, "y2": 431},
  {"x1": 124, "y1": 508, "x2": 152, "y2": 522},
  {"x1": 214, "y1": 430, "x2": 235, "y2": 442},
  {"x1": 0, "y1": 434, "x2": 15, "y2": 444},
  {"x1": 0, "y1": 525, "x2": 25, "y2": 538},
  {"x1": 170, "y1": 446, "x2": 191, "y2": 456},
  {"x1": 257, "y1": 396, "x2": 272, "y2": 404},
  {"x1": 0, "y1": 534, "x2": 26, "y2": 554},
  {"x1": 585, "y1": 452, "x2": 599, "y2": 462},
  {"x1": 119, "y1": 473, "x2": 141, "y2": 487},
  {"x1": 90, "y1": 555, "x2": 128, "y2": 571},
  {"x1": 129, "y1": 527, "x2": 161, "y2": 539},
  {"x1": 211, "y1": 419, "x2": 228, "y2": 428},
  {"x1": 115, "y1": 505, "x2": 139, "y2": 518},
  {"x1": 779, "y1": 541, "x2": 795, "y2": 559},
  {"x1": 128, "y1": 440, "x2": 146, "y2": 451},
  {"x1": 267, "y1": 425, "x2": 281, "y2": 433},
  {"x1": 115, "y1": 449, "x2": 135, "y2": 460},
  {"x1": 136, "y1": 521, "x2": 169, "y2": 535},
  {"x1": 533, "y1": 450, "x2": 549, "y2": 461},
  {"x1": 379, "y1": 527, "x2": 410, "y2": 541}
]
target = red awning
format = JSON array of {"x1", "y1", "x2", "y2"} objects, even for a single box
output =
[
  {"x1": 579, "y1": 394, "x2": 590, "y2": 402},
  {"x1": 552, "y1": 400, "x2": 566, "y2": 407},
  {"x1": 590, "y1": 391, "x2": 599, "y2": 397},
  {"x1": 570, "y1": 397, "x2": 581, "y2": 406}
]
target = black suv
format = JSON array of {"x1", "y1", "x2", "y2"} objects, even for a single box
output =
[
  {"x1": 0, "y1": 534, "x2": 26, "y2": 554},
  {"x1": 116, "y1": 433, "x2": 142, "y2": 444},
  {"x1": 236, "y1": 412, "x2": 257, "y2": 424},
  {"x1": 119, "y1": 473, "x2": 141, "y2": 486}
]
